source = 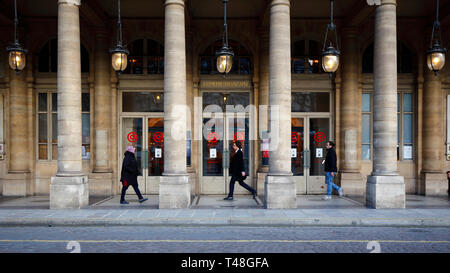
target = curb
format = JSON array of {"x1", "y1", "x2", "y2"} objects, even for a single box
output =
[{"x1": 1, "y1": 217, "x2": 450, "y2": 228}]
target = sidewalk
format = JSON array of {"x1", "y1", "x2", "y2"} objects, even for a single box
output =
[{"x1": 0, "y1": 195, "x2": 449, "y2": 228}]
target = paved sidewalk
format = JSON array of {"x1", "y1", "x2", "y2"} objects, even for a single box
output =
[{"x1": 0, "y1": 195, "x2": 449, "y2": 227}]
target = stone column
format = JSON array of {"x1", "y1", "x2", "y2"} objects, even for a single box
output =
[
  {"x1": 89, "y1": 30, "x2": 114, "y2": 195},
  {"x1": 366, "y1": 0, "x2": 405, "y2": 208},
  {"x1": 339, "y1": 27, "x2": 363, "y2": 195},
  {"x1": 50, "y1": 0, "x2": 88, "y2": 209},
  {"x1": 257, "y1": 28, "x2": 270, "y2": 198},
  {"x1": 3, "y1": 63, "x2": 31, "y2": 196},
  {"x1": 421, "y1": 68, "x2": 446, "y2": 195},
  {"x1": 159, "y1": 0, "x2": 190, "y2": 208},
  {"x1": 265, "y1": 0, "x2": 296, "y2": 209},
  {"x1": 93, "y1": 31, "x2": 111, "y2": 172}
]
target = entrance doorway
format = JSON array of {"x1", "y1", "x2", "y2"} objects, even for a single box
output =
[
  {"x1": 200, "y1": 91, "x2": 253, "y2": 195},
  {"x1": 201, "y1": 114, "x2": 252, "y2": 194},
  {"x1": 291, "y1": 116, "x2": 331, "y2": 194},
  {"x1": 121, "y1": 116, "x2": 164, "y2": 194}
]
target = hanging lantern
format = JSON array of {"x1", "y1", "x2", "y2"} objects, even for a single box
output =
[
  {"x1": 110, "y1": 0, "x2": 129, "y2": 74},
  {"x1": 427, "y1": 0, "x2": 446, "y2": 75},
  {"x1": 216, "y1": 0, "x2": 234, "y2": 76},
  {"x1": 321, "y1": 0, "x2": 340, "y2": 75},
  {"x1": 6, "y1": 0, "x2": 27, "y2": 72}
]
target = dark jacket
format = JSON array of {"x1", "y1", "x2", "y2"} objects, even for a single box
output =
[
  {"x1": 120, "y1": 151, "x2": 140, "y2": 186},
  {"x1": 324, "y1": 147, "x2": 337, "y2": 172},
  {"x1": 229, "y1": 149, "x2": 246, "y2": 178}
]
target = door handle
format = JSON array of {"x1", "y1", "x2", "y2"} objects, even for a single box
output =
[
  {"x1": 141, "y1": 149, "x2": 148, "y2": 170},
  {"x1": 304, "y1": 150, "x2": 311, "y2": 169},
  {"x1": 223, "y1": 150, "x2": 229, "y2": 169}
]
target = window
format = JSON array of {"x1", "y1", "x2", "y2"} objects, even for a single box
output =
[
  {"x1": 82, "y1": 93, "x2": 90, "y2": 160},
  {"x1": 122, "y1": 39, "x2": 164, "y2": 75},
  {"x1": 291, "y1": 92, "x2": 330, "y2": 112},
  {"x1": 38, "y1": 92, "x2": 90, "y2": 160},
  {"x1": 200, "y1": 40, "x2": 252, "y2": 75},
  {"x1": 361, "y1": 92, "x2": 414, "y2": 161},
  {"x1": 291, "y1": 40, "x2": 321, "y2": 74},
  {"x1": 38, "y1": 39, "x2": 89, "y2": 73},
  {"x1": 398, "y1": 92, "x2": 414, "y2": 160},
  {"x1": 122, "y1": 92, "x2": 164, "y2": 112},
  {"x1": 361, "y1": 93, "x2": 372, "y2": 160},
  {"x1": 362, "y1": 41, "x2": 414, "y2": 74}
]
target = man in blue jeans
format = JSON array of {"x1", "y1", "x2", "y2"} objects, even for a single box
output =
[{"x1": 322, "y1": 141, "x2": 343, "y2": 200}]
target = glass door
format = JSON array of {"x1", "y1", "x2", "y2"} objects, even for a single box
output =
[
  {"x1": 226, "y1": 115, "x2": 251, "y2": 195},
  {"x1": 291, "y1": 116, "x2": 330, "y2": 194},
  {"x1": 121, "y1": 116, "x2": 164, "y2": 194},
  {"x1": 307, "y1": 117, "x2": 330, "y2": 194},
  {"x1": 202, "y1": 117, "x2": 225, "y2": 194},
  {"x1": 121, "y1": 117, "x2": 145, "y2": 194},
  {"x1": 146, "y1": 117, "x2": 164, "y2": 194},
  {"x1": 201, "y1": 115, "x2": 251, "y2": 195}
]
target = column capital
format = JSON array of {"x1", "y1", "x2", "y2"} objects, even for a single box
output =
[
  {"x1": 165, "y1": 0, "x2": 185, "y2": 7},
  {"x1": 271, "y1": 0, "x2": 290, "y2": 8},
  {"x1": 58, "y1": 0, "x2": 81, "y2": 6},
  {"x1": 380, "y1": 0, "x2": 396, "y2": 6}
]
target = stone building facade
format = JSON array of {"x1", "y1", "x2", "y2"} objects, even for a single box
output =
[{"x1": 0, "y1": 0, "x2": 449, "y2": 209}]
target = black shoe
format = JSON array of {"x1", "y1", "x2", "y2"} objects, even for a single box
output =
[
  {"x1": 223, "y1": 196, "x2": 233, "y2": 201},
  {"x1": 139, "y1": 198, "x2": 148, "y2": 203},
  {"x1": 120, "y1": 200, "x2": 129, "y2": 204}
]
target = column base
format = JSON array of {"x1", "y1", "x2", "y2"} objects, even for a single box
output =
[
  {"x1": 339, "y1": 172, "x2": 363, "y2": 196},
  {"x1": 366, "y1": 175, "x2": 405, "y2": 209},
  {"x1": 257, "y1": 170, "x2": 269, "y2": 201},
  {"x1": 2, "y1": 172, "x2": 32, "y2": 196},
  {"x1": 88, "y1": 172, "x2": 114, "y2": 196},
  {"x1": 421, "y1": 172, "x2": 447, "y2": 196},
  {"x1": 159, "y1": 175, "x2": 191, "y2": 209},
  {"x1": 264, "y1": 175, "x2": 296, "y2": 209},
  {"x1": 50, "y1": 176, "x2": 89, "y2": 209}
]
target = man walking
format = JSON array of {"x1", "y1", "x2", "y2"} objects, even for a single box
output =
[{"x1": 322, "y1": 141, "x2": 343, "y2": 200}]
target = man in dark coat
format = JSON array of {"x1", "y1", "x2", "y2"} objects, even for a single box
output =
[
  {"x1": 120, "y1": 146, "x2": 148, "y2": 204},
  {"x1": 224, "y1": 141, "x2": 257, "y2": 200},
  {"x1": 323, "y1": 141, "x2": 342, "y2": 200}
]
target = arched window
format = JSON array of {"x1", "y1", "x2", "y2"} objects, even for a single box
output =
[
  {"x1": 199, "y1": 40, "x2": 252, "y2": 75},
  {"x1": 123, "y1": 39, "x2": 164, "y2": 75},
  {"x1": 362, "y1": 41, "x2": 414, "y2": 74},
  {"x1": 38, "y1": 39, "x2": 89, "y2": 73},
  {"x1": 291, "y1": 39, "x2": 321, "y2": 74}
]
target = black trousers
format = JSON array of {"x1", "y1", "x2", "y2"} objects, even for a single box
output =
[
  {"x1": 227, "y1": 176, "x2": 255, "y2": 197},
  {"x1": 121, "y1": 183, "x2": 143, "y2": 201}
]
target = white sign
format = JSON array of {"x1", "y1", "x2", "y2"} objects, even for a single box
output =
[
  {"x1": 210, "y1": 148, "x2": 217, "y2": 159},
  {"x1": 403, "y1": 145, "x2": 412, "y2": 160},
  {"x1": 155, "y1": 148, "x2": 162, "y2": 158},
  {"x1": 316, "y1": 148, "x2": 323, "y2": 158},
  {"x1": 291, "y1": 148, "x2": 297, "y2": 158}
]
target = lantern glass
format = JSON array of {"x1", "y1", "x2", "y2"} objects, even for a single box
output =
[
  {"x1": 9, "y1": 50, "x2": 26, "y2": 71},
  {"x1": 216, "y1": 55, "x2": 232, "y2": 74},
  {"x1": 427, "y1": 52, "x2": 445, "y2": 72},
  {"x1": 112, "y1": 52, "x2": 128, "y2": 72},
  {"x1": 322, "y1": 54, "x2": 339, "y2": 73}
]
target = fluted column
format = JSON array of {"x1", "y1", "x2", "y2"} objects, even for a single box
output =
[
  {"x1": 93, "y1": 31, "x2": 111, "y2": 172},
  {"x1": 159, "y1": 0, "x2": 190, "y2": 208},
  {"x1": 339, "y1": 27, "x2": 363, "y2": 195},
  {"x1": 50, "y1": 0, "x2": 88, "y2": 209},
  {"x1": 366, "y1": 0, "x2": 405, "y2": 208},
  {"x1": 264, "y1": 0, "x2": 296, "y2": 209},
  {"x1": 421, "y1": 68, "x2": 446, "y2": 195}
]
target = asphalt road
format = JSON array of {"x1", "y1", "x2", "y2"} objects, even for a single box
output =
[{"x1": 0, "y1": 226, "x2": 450, "y2": 253}]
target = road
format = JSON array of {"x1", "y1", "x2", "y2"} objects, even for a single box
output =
[{"x1": 1, "y1": 226, "x2": 449, "y2": 253}]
